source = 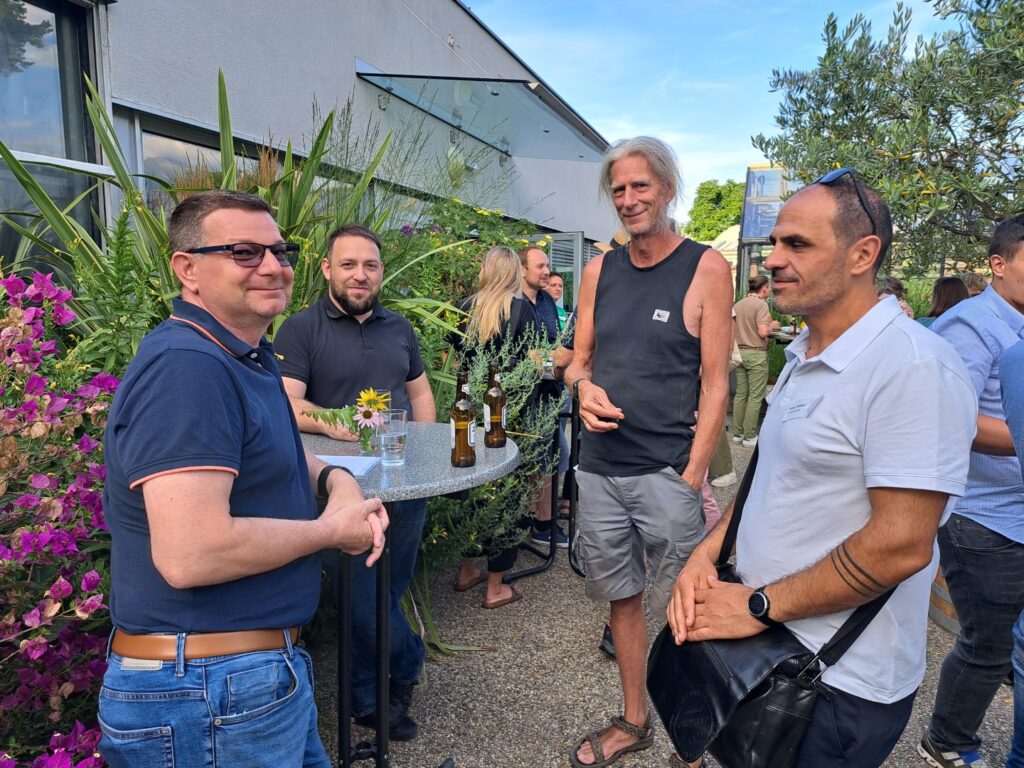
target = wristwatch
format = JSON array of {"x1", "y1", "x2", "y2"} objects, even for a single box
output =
[
  {"x1": 317, "y1": 465, "x2": 353, "y2": 499},
  {"x1": 748, "y1": 586, "x2": 783, "y2": 628},
  {"x1": 571, "y1": 376, "x2": 590, "y2": 399}
]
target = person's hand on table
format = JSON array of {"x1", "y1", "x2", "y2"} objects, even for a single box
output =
[
  {"x1": 769, "y1": 320, "x2": 781, "y2": 332},
  {"x1": 577, "y1": 379, "x2": 624, "y2": 432}
]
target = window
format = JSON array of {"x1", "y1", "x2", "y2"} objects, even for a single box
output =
[{"x1": 0, "y1": 0, "x2": 94, "y2": 268}]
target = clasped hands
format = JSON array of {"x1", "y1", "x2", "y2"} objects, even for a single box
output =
[
  {"x1": 321, "y1": 493, "x2": 389, "y2": 566},
  {"x1": 667, "y1": 551, "x2": 768, "y2": 645}
]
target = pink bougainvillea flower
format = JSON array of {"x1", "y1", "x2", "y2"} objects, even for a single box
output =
[
  {"x1": 50, "y1": 576, "x2": 73, "y2": 600},
  {"x1": 15, "y1": 494, "x2": 41, "y2": 509},
  {"x1": 25, "y1": 272, "x2": 58, "y2": 302},
  {"x1": 30, "y1": 473, "x2": 60, "y2": 490},
  {"x1": 75, "y1": 434, "x2": 100, "y2": 454},
  {"x1": 0, "y1": 274, "x2": 27, "y2": 302},
  {"x1": 25, "y1": 374, "x2": 48, "y2": 395},
  {"x1": 91, "y1": 372, "x2": 120, "y2": 393},
  {"x1": 80, "y1": 570, "x2": 101, "y2": 592},
  {"x1": 52, "y1": 304, "x2": 77, "y2": 326},
  {"x1": 20, "y1": 636, "x2": 49, "y2": 660},
  {"x1": 73, "y1": 594, "x2": 104, "y2": 620}
]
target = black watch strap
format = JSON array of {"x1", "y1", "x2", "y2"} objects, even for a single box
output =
[
  {"x1": 572, "y1": 376, "x2": 590, "y2": 398},
  {"x1": 317, "y1": 464, "x2": 353, "y2": 499}
]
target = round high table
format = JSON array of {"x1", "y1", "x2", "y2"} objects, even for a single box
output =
[{"x1": 302, "y1": 423, "x2": 519, "y2": 768}]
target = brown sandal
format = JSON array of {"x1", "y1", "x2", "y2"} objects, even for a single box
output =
[
  {"x1": 568, "y1": 714, "x2": 654, "y2": 767},
  {"x1": 453, "y1": 570, "x2": 486, "y2": 592},
  {"x1": 481, "y1": 584, "x2": 523, "y2": 609}
]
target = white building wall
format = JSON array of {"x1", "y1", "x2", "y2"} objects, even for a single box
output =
[{"x1": 102, "y1": 0, "x2": 618, "y2": 240}]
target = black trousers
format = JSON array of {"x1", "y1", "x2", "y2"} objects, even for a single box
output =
[{"x1": 794, "y1": 686, "x2": 916, "y2": 768}]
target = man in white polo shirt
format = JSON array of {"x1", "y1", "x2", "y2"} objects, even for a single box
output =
[{"x1": 668, "y1": 170, "x2": 977, "y2": 768}]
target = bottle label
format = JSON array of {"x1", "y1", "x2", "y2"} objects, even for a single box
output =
[
  {"x1": 501, "y1": 405, "x2": 507, "y2": 428},
  {"x1": 494, "y1": 373, "x2": 501, "y2": 382},
  {"x1": 461, "y1": 383, "x2": 470, "y2": 395},
  {"x1": 484, "y1": 404, "x2": 492, "y2": 431},
  {"x1": 450, "y1": 418, "x2": 455, "y2": 449},
  {"x1": 468, "y1": 424, "x2": 476, "y2": 446}
]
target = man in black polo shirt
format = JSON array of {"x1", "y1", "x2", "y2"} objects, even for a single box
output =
[{"x1": 275, "y1": 224, "x2": 436, "y2": 741}]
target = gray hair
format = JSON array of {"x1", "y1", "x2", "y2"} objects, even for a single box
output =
[{"x1": 598, "y1": 136, "x2": 682, "y2": 205}]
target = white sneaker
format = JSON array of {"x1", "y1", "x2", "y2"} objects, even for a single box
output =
[
  {"x1": 710, "y1": 471, "x2": 737, "y2": 488},
  {"x1": 742, "y1": 436, "x2": 758, "y2": 448},
  {"x1": 731, "y1": 435, "x2": 743, "y2": 444}
]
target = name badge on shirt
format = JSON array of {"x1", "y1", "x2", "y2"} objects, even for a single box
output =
[
  {"x1": 782, "y1": 395, "x2": 823, "y2": 421},
  {"x1": 652, "y1": 309, "x2": 670, "y2": 322}
]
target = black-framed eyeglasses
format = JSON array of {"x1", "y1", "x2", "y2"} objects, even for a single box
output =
[
  {"x1": 813, "y1": 167, "x2": 877, "y2": 236},
  {"x1": 187, "y1": 242, "x2": 299, "y2": 268}
]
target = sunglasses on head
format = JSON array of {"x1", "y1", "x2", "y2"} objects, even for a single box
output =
[
  {"x1": 813, "y1": 168, "x2": 877, "y2": 236},
  {"x1": 187, "y1": 242, "x2": 299, "y2": 268}
]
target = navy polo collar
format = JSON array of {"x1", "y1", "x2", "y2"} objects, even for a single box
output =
[
  {"x1": 321, "y1": 293, "x2": 387, "y2": 322},
  {"x1": 168, "y1": 297, "x2": 266, "y2": 359}
]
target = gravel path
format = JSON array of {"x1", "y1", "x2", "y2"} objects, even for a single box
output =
[{"x1": 311, "y1": 442, "x2": 1014, "y2": 768}]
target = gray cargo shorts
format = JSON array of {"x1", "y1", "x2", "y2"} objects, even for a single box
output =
[{"x1": 576, "y1": 466, "x2": 705, "y2": 617}]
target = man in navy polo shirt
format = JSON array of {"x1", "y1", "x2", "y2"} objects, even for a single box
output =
[
  {"x1": 99, "y1": 191, "x2": 387, "y2": 768},
  {"x1": 275, "y1": 224, "x2": 435, "y2": 741}
]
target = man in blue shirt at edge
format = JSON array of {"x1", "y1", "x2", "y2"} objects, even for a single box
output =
[
  {"x1": 920, "y1": 214, "x2": 1024, "y2": 768},
  {"x1": 1000, "y1": 335, "x2": 1024, "y2": 768},
  {"x1": 99, "y1": 190, "x2": 388, "y2": 768}
]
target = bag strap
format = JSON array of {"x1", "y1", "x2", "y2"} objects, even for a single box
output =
[{"x1": 718, "y1": 444, "x2": 893, "y2": 670}]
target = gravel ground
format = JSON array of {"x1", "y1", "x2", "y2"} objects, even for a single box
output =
[{"x1": 310, "y1": 440, "x2": 1015, "y2": 768}]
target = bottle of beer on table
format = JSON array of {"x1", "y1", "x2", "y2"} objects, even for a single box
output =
[
  {"x1": 450, "y1": 369, "x2": 476, "y2": 467},
  {"x1": 483, "y1": 364, "x2": 507, "y2": 448}
]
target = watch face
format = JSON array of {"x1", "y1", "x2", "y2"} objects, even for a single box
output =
[{"x1": 748, "y1": 591, "x2": 768, "y2": 618}]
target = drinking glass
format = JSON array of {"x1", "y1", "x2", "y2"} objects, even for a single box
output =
[{"x1": 379, "y1": 409, "x2": 408, "y2": 466}]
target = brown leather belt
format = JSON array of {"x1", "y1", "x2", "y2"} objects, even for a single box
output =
[{"x1": 112, "y1": 627, "x2": 300, "y2": 660}]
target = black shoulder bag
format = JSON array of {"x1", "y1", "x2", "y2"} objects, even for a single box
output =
[{"x1": 646, "y1": 447, "x2": 894, "y2": 768}]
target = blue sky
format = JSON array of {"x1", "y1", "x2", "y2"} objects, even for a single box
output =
[{"x1": 468, "y1": 0, "x2": 951, "y2": 216}]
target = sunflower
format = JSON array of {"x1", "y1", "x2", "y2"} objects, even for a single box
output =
[{"x1": 356, "y1": 388, "x2": 390, "y2": 411}]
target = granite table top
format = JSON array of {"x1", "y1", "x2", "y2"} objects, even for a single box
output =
[{"x1": 301, "y1": 421, "x2": 519, "y2": 502}]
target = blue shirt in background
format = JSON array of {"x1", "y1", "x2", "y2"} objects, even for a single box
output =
[
  {"x1": 1000, "y1": 340, "x2": 1024, "y2": 482},
  {"x1": 531, "y1": 289, "x2": 561, "y2": 343},
  {"x1": 933, "y1": 285, "x2": 1024, "y2": 542}
]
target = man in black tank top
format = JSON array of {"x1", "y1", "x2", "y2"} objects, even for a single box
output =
[{"x1": 565, "y1": 138, "x2": 733, "y2": 768}]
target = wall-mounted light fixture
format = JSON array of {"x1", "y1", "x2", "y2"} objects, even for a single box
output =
[{"x1": 377, "y1": 93, "x2": 390, "y2": 111}]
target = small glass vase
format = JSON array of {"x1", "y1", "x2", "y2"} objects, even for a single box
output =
[{"x1": 358, "y1": 426, "x2": 377, "y2": 455}]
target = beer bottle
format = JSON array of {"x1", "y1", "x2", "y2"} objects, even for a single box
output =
[
  {"x1": 450, "y1": 369, "x2": 476, "y2": 467},
  {"x1": 483, "y1": 364, "x2": 507, "y2": 448}
]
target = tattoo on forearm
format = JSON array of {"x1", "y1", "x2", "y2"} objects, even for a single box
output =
[{"x1": 831, "y1": 542, "x2": 890, "y2": 598}]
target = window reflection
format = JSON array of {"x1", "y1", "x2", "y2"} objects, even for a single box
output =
[
  {"x1": 0, "y1": 0, "x2": 66, "y2": 157},
  {"x1": 142, "y1": 132, "x2": 260, "y2": 210}
]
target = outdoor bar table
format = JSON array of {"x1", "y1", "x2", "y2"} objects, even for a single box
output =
[{"x1": 302, "y1": 422, "x2": 519, "y2": 768}]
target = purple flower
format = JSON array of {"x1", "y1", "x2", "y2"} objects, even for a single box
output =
[
  {"x1": 400, "y1": 224, "x2": 414, "y2": 236},
  {"x1": 15, "y1": 494, "x2": 41, "y2": 509},
  {"x1": 0, "y1": 274, "x2": 27, "y2": 302},
  {"x1": 75, "y1": 434, "x2": 100, "y2": 454},
  {"x1": 25, "y1": 374, "x2": 48, "y2": 395},
  {"x1": 30, "y1": 473, "x2": 60, "y2": 490},
  {"x1": 25, "y1": 272, "x2": 58, "y2": 302},
  {"x1": 80, "y1": 570, "x2": 101, "y2": 592},
  {"x1": 50, "y1": 576, "x2": 73, "y2": 600},
  {"x1": 91, "y1": 372, "x2": 120, "y2": 393},
  {"x1": 52, "y1": 303, "x2": 77, "y2": 326},
  {"x1": 76, "y1": 383, "x2": 100, "y2": 399},
  {"x1": 430, "y1": 224, "x2": 441, "y2": 232},
  {"x1": 74, "y1": 594, "x2": 104, "y2": 619},
  {"x1": 21, "y1": 636, "x2": 49, "y2": 660}
]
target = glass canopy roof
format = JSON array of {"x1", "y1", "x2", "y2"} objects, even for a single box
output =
[{"x1": 357, "y1": 72, "x2": 607, "y2": 162}]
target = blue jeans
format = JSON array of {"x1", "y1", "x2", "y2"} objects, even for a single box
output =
[
  {"x1": 929, "y1": 514, "x2": 1024, "y2": 753},
  {"x1": 1008, "y1": 610, "x2": 1024, "y2": 768},
  {"x1": 98, "y1": 632, "x2": 329, "y2": 768},
  {"x1": 349, "y1": 497, "x2": 426, "y2": 715}
]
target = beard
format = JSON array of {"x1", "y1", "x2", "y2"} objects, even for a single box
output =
[
  {"x1": 771, "y1": 264, "x2": 845, "y2": 317},
  {"x1": 330, "y1": 283, "x2": 378, "y2": 316}
]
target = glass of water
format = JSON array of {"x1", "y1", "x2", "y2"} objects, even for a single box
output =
[{"x1": 379, "y1": 409, "x2": 408, "y2": 466}]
